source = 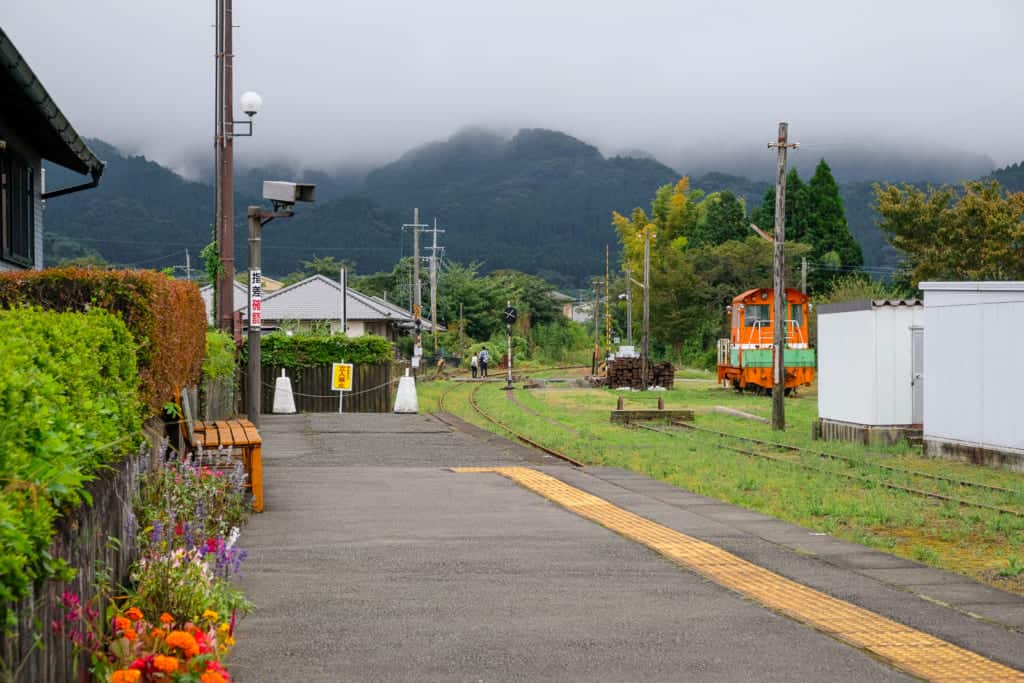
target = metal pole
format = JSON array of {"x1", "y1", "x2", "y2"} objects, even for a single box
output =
[
  {"x1": 213, "y1": 0, "x2": 223, "y2": 326},
  {"x1": 413, "y1": 208, "x2": 421, "y2": 324},
  {"x1": 342, "y1": 266, "x2": 348, "y2": 334},
  {"x1": 605, "y1": 244, "x2": 611, "y2": 353},
  {"x1": 770, "y1": 122, "x2": 792, "y2": 431},
  {"x1": 642, "y1": 229, "x2": 651, "y2": 391},
  {"x1": 216, "y1": 0, "x2": 236, "y2": 334},
  {"x1": 592, "y1": 280, "x2": 600, "y2": 375},
  {"x1": 626, "y1": 266, "x2": 633, "y2": 347},
  {"x1": 506, "y1": 322, "x2": 513, "y2": 390},
  {"x1": 430, "y1": 218, "x2": 438, "y2": 353},
  {"x1": 246, "y1": 206, "x2": 262, "y2": 428},
  {"x1": 801, "y1": 256, "x2": 808, "y2": 295}
]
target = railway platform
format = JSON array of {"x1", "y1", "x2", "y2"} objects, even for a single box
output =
[{"x1": 229, "y1": 411, "x2": 1024, "y2": 681}]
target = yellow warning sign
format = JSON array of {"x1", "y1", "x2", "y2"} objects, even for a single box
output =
[{"x1": 331, "y1": 363, "x2": 353, "y2": 391}]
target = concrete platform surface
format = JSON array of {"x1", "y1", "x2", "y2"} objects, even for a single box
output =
[{"x1": 228, "y1": 412, "x2": 1024, "y2": 682}]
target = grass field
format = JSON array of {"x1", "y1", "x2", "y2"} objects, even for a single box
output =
[{"x1": 420, "y1": 370, "x2": 1024, "y2": 595}]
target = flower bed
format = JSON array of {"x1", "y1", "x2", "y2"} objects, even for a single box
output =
[{"x1": 57, "y1": 445, "x2": 251, "y2": 682}]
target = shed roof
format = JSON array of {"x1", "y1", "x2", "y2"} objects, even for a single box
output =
[
  {"x1": 817, "y1": 299, "x2": 923, "y2": 315},
  {"x1": 0, "y1": 28, "x2": 103, "y2": 175},
  {"x1": 919, "y1": 281, "x2": 1024, "y2": 292}
]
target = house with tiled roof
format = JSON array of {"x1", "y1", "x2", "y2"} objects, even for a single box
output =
[{"x1": 262, "y1": 274, "x2": 444, "y2": 339}]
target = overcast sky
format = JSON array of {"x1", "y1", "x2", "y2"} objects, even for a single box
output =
[{"x1": 5, "y1": 1, "x2": 1022, "y2": 178}]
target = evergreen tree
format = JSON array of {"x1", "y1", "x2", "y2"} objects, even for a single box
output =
[
  {"x1": 749, "y1": 169, "x2": 809, "y2": 242},
  {"x1": 694, "y1": 191, "x2": 748, "y2": 245},
  {"x1": 806, "y1": 159, "x2": 863, "y2": 289}
]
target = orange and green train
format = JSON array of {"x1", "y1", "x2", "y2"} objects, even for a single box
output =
[{"x1": 716, "y1": 287, "x2": 815, "y2": 394}]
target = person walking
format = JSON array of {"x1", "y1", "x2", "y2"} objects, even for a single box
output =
[
  {"x1": 479, "y1": 347, "x2": 490, "y2": 377},
  {"x1": 470, "y1": 352, "x2": 479, "y2": 379}
]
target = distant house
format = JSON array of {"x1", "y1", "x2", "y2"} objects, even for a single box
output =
[
  {"x1": 201, "y1": 274, "x2": 441, "y2": 340},
  {"x1": 550, "y1": 291, "x2": 575, "y2": 320},
  {"x1": 0, "y1": 28, "x2": 104, "y2": 271},
  {"x1": 200, "y1": 280, "x2": 248, "y2": 326}
]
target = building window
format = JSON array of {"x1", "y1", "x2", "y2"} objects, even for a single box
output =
[{"x1": 1, "y1": 149, "x2": 35, "y2": 267}]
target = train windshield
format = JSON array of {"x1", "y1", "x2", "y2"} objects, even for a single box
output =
[
  {"x1": 790, "y1": 303, "x2": 803, "y2": 328},
  {"x1": 745, "y1": 304, "x2": 770, "y2": 326}
]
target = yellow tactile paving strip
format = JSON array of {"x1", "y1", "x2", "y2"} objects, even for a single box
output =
[{"x1": 454, "y1": 466, "x2": 1024, "y2": 682}]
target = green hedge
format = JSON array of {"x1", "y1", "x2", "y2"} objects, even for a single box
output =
[
  {"x1": 0, "y1": 268, "x2": 206, "y2": 413},
  {"x1": 251, "y1": 332, "x2": 393, "y2": 368},
  {"x1": 0, "y1": 308, "x2": 141, "y2": 611}
]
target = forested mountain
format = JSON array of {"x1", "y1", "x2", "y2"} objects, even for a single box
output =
[
  {"x1": 989, "y1": 162, "x2": 1024, "y2": 193},
  {"x1": 42, "y1": 130, "x2": 1017, "y2": 286},
  {"x1": 360, "y1": 128, "x2": 679, "y2": 285}
]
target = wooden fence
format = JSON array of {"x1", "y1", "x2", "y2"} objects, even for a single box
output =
[
  {"x1": 240, "y1": 363, "x2": 394, "y2": 414},
  {"x1": 1, "y1": 450, "x2": 146, "y2": 682}
]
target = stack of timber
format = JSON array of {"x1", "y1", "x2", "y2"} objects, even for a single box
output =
[{"x1": 605, "y1": 358, "x2": 675, "y2": 390}]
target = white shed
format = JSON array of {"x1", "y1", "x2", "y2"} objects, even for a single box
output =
[
  {"x1": 919, "y1": 282, "x2": 1024, "y2": 471},
  {"x1": 816, "y1": 299, "x2": 924, "y2": 445}
]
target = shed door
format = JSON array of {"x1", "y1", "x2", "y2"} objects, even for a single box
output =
[{"x1": 911, "y1": 326, "x2": 924, "y2": 424}]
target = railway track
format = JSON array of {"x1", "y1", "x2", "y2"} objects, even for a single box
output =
[
  {"x1": 634, "y1": 422, "x2": 1023, "y2": 518},
  {"x1": 466, "y1": 384, "x2": 585, "y2": 467}
]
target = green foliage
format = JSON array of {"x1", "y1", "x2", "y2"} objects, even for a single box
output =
[
  {"x1": 283, "y1": 255, "x2": 357, "y2": 286},
  {"x1": 999, "y1": 557, "x2": 1024, "y2": 578},
  {"x1": 254, "y1": 332, "x2": 393, "y2": 368},
  {"x1": 0, "y1": 267, "x2": 206, "y2": 412},
  {"x1": 874, "y1": 180, "x2": 1024, "y2": 286},
  {"x1": 0, "y1": 308, "x2": 141, "y2": 612},
  {"x1": 531, "y1": 320, "x2": 592, "y2": 363},
  {"x1": 692, "y1": 191, "x2": 748, "y2": 246},
  {"x1": 750, "y1": 160, "x2": 864, "y2": 292},
  {"x1": 201, "y1": 241, "x2": 222, "y2": 287},
  {"x1": 203, "y1": 330, "x2": 237, "y2": 382},
  {"x1": 436, "y1": 262, "x2": 560, "y2": 341}
]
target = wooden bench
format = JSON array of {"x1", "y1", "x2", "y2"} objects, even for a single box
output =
[{"x1": 177, "y1": 388, "x2": 264, "y2": 512}]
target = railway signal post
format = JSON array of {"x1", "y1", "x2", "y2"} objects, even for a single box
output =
[
  {"x1": 768, "y1": 122, "x2": 798, "y2": 431},
  {"x1": 503, "y1": 302, "x2": 517, "y2": 390}
]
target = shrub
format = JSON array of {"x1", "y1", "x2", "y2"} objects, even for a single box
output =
[
  {"x1": 0, "y1": 268, "x2": 206, "y2": 412},
  {"x1": 0, "y1": 308, "x2": 141, "y2": 612},
  {"x1": 253, "y1": 332, "x2": 393, "y2": 368},
  {"x1": 202, "y1": 330, "x2": 237, "y2": 383},
  {"x1": 531, "y1": 320, "x2": 592, "y2": 363}
]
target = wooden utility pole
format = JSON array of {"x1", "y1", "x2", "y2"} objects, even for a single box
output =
[
  {"x1": 768, "y1": 122, "x2": 798, "y2": 431},
  {"x1": 642, "y1": 225, "x2": 653, "y2": 391},
  {"x1": 801, "y1": 257, "x2": 808, "y2": 295}
]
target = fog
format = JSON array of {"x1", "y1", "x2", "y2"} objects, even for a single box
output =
[{"x1": 5, "y1": 1, "x2": 1022, "y2": 179}]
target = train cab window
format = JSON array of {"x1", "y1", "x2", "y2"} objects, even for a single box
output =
[
  {"x1": 745, "y1": 304, "x2": 770, "y2": 326},
  {"x1": 790, "y1": 303, "x2": 803, "y2": 328}
]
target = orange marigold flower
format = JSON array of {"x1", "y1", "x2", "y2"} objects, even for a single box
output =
[
  {"x1": 199, "y1": 671, "x2": 228, "y2": 683},
  {"x1": 124, "y1": 607, "x2": 143, "y2": 621},
  {"x1": 166, "y1": 630, "x2": 200, "y2": 658},
  {"x1": 123, "y1": 628, "x2": 138, "y2": 642},
  {"x1": 153, "y1": 655, "x2": 179, "y2": 673},
  {"x1": 150, "y1": 628, "x2": 167, "y2": 639},
  {"x1": 159, "y1": 612, "x2": 174, "y2": 624},
  {"x1": 114, "y1": 616, "x2": 131, "y2": 632},
  {"x1": 110, "y1": 670, "x2": 142, "y2": 683}
]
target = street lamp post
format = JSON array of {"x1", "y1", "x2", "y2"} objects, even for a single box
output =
[{"x1": 246, "y1": 182, "x2": 315, "y2": 427}]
